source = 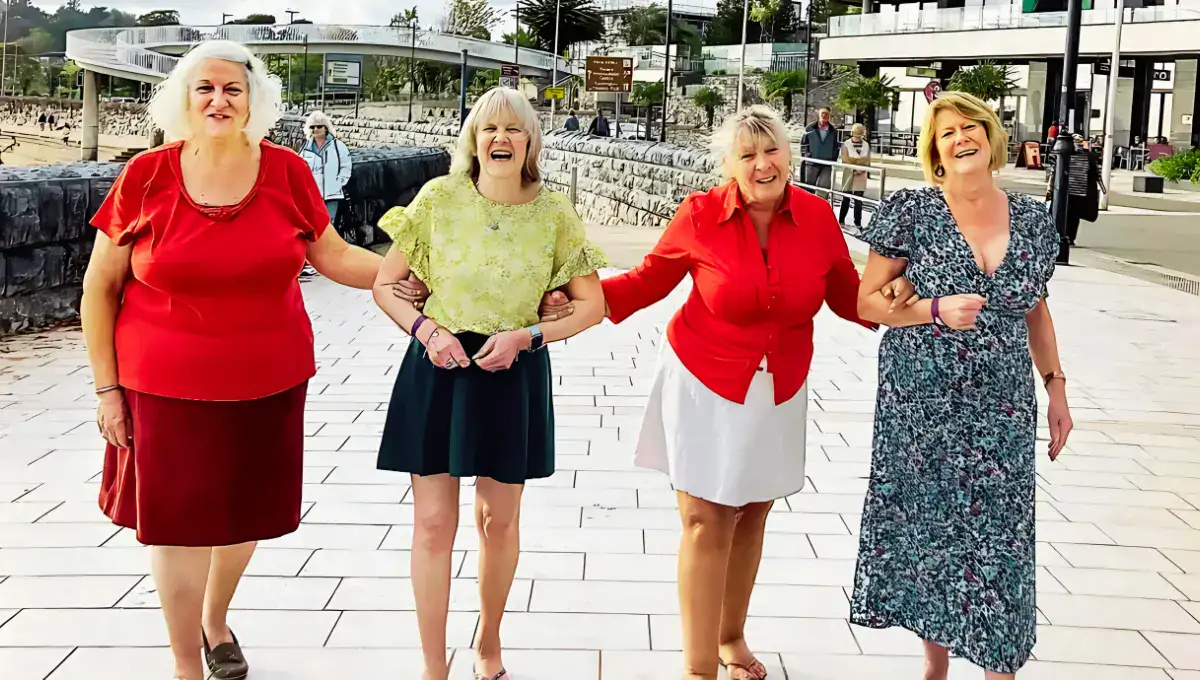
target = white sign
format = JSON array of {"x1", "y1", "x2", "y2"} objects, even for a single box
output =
[
  {"x1": 325, "y1": 60, "x2": 361, "y2": 87},
  {"x1": 1184, "y1": 114, "x2": 1193, "y2": 126}
]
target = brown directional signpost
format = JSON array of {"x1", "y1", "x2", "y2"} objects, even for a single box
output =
[{"x1": 586, "y1": 56, "x2": 633, "y2": 137}]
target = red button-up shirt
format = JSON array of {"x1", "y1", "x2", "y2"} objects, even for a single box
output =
[{"x1": 602, "y1": 181, "x2": 874, "y2": 405}]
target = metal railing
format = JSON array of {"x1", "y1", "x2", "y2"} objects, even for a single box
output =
[
  {"x1": 66, "y1": 25, "x2": 572, "y2": 81},
  {"x1": 791, "y1": 155, "x2": 889, "y2": 235},
  {"x1": 830, "y1": 3, "x2": 1200, "y2": 37},
  {"x1": 597, "y1": 0, "x2": 717, "y2": 17}
]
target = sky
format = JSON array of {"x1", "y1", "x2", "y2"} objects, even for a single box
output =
[{"x1": 25, "y1": 0, "x2": 520, "y2": 29}]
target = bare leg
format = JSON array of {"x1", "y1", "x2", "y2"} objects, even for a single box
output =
[
  {"x1": 411, "y1": 473, "x2": 461, "y2": 680},
  {"x1": 677, "y1": 491, "x2": 738, "y2": 680},
  {"x1": 923, "y1": 640, "x2": 949, "y2": 680},
  {"x1": 985, "y1": 673, "x2": 1016, "y2": 680},
  {"x1": 718, "y1": 501, "x2": 773, "y2": 678},
  {"x1": 474, "y1": 477, "x2": 524, "y2": 677},
  {"x1": 151, "y1": 545, "x2": 212, "y2": 680},
  {"x1": 202, "y1": 541, "x2": 256, "y2": 646}
]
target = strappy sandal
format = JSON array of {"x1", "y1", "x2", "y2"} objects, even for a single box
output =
[
  {"x1": 720, "y1": 658, "x2": 768, "y2": 680},
  {"x1": 202, "y1": 628, "x2": 249, "y2": 680},
  {"x1": 474, "y1": 670, "x2": 509, "y2": 680}
]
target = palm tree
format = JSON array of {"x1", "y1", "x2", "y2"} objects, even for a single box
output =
[
  {"x1": 619, "y1": 4, "x2": 666, "y2": 45},
  {"x1": 761, "y1": 68, "x2": 806, "y2": 121},
  {"x1": 835, "y1": 73, "x2": 896, "y2": 131},
  {"x1": 948, "y1": 61, "x2": 1017, "y2": 104},
  {"x1": 692, "y1": 86, "x2": 726, "y2": 129},
  {"x1": 517, "y1": 0, "x2": 605, "y2": 52}
]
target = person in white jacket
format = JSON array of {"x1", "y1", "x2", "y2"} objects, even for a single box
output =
[{"x1": 299, "y1": 111, "x2": 353, "y2": 223}]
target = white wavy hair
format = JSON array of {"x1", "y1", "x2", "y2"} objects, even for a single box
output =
[
  {"x1": 451, "y1": 87, "x2": 542, "y2": 184},
  {"x1": 148, "y1": 40, "x2": 283, "y2": 144},
  {"x1": 710, "y1": 105, "x2": 793, "y2": 179},
  {"x1": 304, "y1": 110, "x2": 337, "y2": 138}
]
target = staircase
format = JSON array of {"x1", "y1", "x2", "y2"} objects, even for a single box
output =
[{"x1": 109, "y1": 147, "x2": 147, "y2": 163}]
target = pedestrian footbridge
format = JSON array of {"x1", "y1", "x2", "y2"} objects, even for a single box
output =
[{"x1": 65, "y1": 24, "x2": 572, "y2": 84}]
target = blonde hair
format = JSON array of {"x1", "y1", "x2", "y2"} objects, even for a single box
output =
[
  {"x1": 851, "y1": 123, "x2": 867, "y2": 138},
  {"x1": 918, "y1": 91, "x2": 1008, "y2": 184},
  {"x1": 451, "y1": 87, "x2": 542, "y2": 184},
  {"x1": 147, "y1": 40, "x2": 283, "y2": 145},
  {"x1": 710, "y1": 105, "x2": 792, "y2": 179},
  {"x1": 304, "y1": 110, "x2": 337, "y2": 138}
]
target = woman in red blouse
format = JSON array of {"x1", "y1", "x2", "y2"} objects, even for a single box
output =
[
  {"x1": 81, "y1": 41, "x2": 385, "y2": 680},
  {"x1": 596, "y1": 107, "x2": 908, "y2": 680}
]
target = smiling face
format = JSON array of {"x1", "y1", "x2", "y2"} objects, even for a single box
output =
[
  {"x1": 474, "y1": 107, "x2": 530, "y2": 182},
  {"x1": 933, "y1": 108, "x2": 991, "y2": 179},
  {"x1": 727, "y1": 127, "x2": 791, "y2": 207},
  {"x1": 187, "y1": 58, "x2": 250, "y2": 141}
]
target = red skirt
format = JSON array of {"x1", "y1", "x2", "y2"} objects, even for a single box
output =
[{"x1": 99, "y1": 383, "x2": 308, "y2": 547}]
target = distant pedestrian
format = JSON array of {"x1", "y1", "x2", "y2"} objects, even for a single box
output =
[
  {"x1": 587, "y1": 110, "x2": 610, "y2": 137},
  {"x1": 38, "y1": 111, "x2": 47, "y2": 130},
  {"x1": 801, "y1": 107, "x2": 838, "y2": 198},
  {"x1": 838, "y1": 123, "x2": 871, "y2": 229},
  {"x1": 298, "y1": 110, "x2": 353, "y2": 224},
  {"x1": 564, "y1": 110, "x2": 580, "y2": 132}
]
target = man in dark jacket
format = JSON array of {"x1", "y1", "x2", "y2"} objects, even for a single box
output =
[
  {"x1": 802, "y1": 108, "x2": 838, "y2": 197},
  {"x1": 564, "y1": 111, "x2": 580, "y2": 132},
  {"x1": 587, "y1": 111, "x2": 611, "y2": 137}
]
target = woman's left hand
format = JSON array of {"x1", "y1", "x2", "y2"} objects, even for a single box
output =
[
  {"x1": 880, "y1": 275, "x2": 920, "y2": 313},
  {"x1": 1047, "y1": 387, "x2": 1073, "y2": 461},
  {"x1": 384, "y1": 273, "x2": 430, "y2": 310},
  {"x1": 473, "y1": 329, "x2": 532, "y2": 372}
]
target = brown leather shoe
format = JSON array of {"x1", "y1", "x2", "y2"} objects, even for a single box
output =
[{"x1": 202, "y1": 628, "x2": 249, "y2": 680}]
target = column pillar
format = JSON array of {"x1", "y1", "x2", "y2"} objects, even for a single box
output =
[
  {"x1": 81, "y1": 69, "x2": 99, "y2": 162},
  {"x1": 862, "y1": 0, "x2": 875, "y2": 13},
  {"x1": 1129, "y1": 57, "x2": 1153, "y2": 143},
  {"x1": 1024, "y1": 61, "x2": 1048, "y2": 141},
  {"x1": 1041, "y1": 58, "x2": 1063, "y2": 137},
  {"x1": 1174, "y1": 59, "x2": 1200, "y2": 148},
  {"x1": 1193, "y1": 60, "x2": 1200, "y2": 148}
]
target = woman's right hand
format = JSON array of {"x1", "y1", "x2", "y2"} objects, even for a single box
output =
[
  {"x1": 97, "y1": 390, "x2": 132, "y2": 449},
  {"x1": 420, "y1": 325, "x2": 471, "y2": 370},
  {"x1": 936, "y1": 294, "x2": 986, "y2": 330}
]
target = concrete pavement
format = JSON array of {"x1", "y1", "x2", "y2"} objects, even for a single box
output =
[{"x1": 1, "y1": 233, "x2": 1199, "y2": 679}]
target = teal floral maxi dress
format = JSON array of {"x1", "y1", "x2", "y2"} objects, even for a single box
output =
[{"x1": 849, "y1": 187, "x2": 1059, "y2": 674}]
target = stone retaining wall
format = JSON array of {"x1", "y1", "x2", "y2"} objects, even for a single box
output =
[
  {"x1": 273, "y1": 114, "x2": 723, "y2": 229},
  {"x1": 0, "y1": 97, "x2": 153, "y2": 138}
]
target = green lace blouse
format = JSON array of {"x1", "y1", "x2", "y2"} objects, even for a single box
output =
[{"x1": 379, "y1": 172, "x2": 608, "y2": 335}]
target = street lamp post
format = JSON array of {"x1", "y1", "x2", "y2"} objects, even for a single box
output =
[
  {"x1": 550, "y1": 0, "x2": 562, "y2": 130},
  {"x1": 1050, "y1": 0, "x2": 1084, "y2": 265},
  {"x1": 286, "y1": 9, "x2": 299, "y2": 23},
  {"x1": 736, "y1": 0, "x2": 750, "y2": 110},
  {"x1": 222, "y1": 13, "x2": 233, "y2": 24},
  {"x1": 1099, "y1": 0, "x2": 1124, "y2": 211},
  {"x1": 800, "y1": 2, "x2": 813, "y2": 126},
  {"x1": 408, "y1": 18, "x2": 417, "y2": 122},
  {"x1": 514, "y1": 1, "x2": 521, "y2": 67},
  {"x1": 659, "y1": 0, "x2": 673, "y2": 142}
]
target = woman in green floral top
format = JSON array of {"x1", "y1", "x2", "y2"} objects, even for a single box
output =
[{"x1": 371, "y1": 87, "x2": 607, "y2": 680}]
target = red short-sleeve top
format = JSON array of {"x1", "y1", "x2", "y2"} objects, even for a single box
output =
[{"x1": 89, "y1": 139, "x2": 331, "y2": 401}]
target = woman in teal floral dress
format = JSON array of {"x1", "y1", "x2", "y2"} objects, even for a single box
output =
[{"x1": 849, "y1": 92, "x2": 1074, "y2": 679}]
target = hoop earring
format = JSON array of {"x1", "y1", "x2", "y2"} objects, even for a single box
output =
[{"x1": 934, "y1": 164, "x2": 946, "y2": 178}]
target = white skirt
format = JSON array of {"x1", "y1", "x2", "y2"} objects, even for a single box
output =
[{"x1": 633, "y1": 338, "x2": 808, "y2": 507}]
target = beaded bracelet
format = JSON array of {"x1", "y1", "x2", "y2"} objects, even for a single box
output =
[{"x1": 95, "y1": 385, "x2": 122, "y2": 395}]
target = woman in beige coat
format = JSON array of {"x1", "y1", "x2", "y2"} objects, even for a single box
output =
[{"x1": 838, "y1": 123, "x2": 871, "y2": 228}]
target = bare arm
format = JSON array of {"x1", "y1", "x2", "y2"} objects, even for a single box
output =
[
  {"x1": 857, "y1": 251, "x2": 934, "y2": 327},
  {"x1": 306, "y1": 225, "x2": 382, "y2": 290},
  {"x1": 1026, "y1": 298, "x2": 1064, "y2": 385},
  {"x1": 538, "y1": 273, "x2": 604, "y2": 344},
  {"x1": 81, "y1": 232, "x2": 131, "y2": 389},
  {"x1": 371, "y1": 244, "x2": 425, "y2": 338}
]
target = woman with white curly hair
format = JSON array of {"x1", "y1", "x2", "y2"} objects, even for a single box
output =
[
  {"x1": 81, "y1": 40, "x2": 386, "y2": 680},
  {"x1": 299, "y1": 110, "x2": 353, "y2": 223}
]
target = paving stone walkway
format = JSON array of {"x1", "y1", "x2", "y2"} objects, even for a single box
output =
[{"x1": 1, "y1": 240, "x2": 1200, "y2": 679}]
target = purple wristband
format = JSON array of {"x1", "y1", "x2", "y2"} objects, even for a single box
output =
[
  {"x1": 410, "y1": 314, "x2": 428, "y2": 341},
  {"x1": 930, "y1": 297, "x2": 942, "y2": 325}
]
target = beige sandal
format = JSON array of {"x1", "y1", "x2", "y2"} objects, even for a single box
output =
[
  {"x1": 720, "y1": 658, "x2": 767, "y2": 680},
  {"x1": 474, "y1": 670, "x2": 509, "y2": 680}
]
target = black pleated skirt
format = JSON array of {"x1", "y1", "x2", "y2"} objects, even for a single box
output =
[{"x1": 377, "y1": 332, "x2": 555, "y2": 485}]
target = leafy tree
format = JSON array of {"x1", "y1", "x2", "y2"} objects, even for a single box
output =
[
  {"x1": 441, "y1": 0, "x2": 501, "y2": 40},
  {"x1": 136, "y1": 10, "x2": 180, "y2": 26},
  {"x1": 948, "y1": 61, "x2": 1017, "y2": 103},
  {"x1": 761, "y1": 68, "x2": 806, "y2": 119},
  {"x1": 749, "y1": 0, "x2": 781, "y2": 42},
  {"x1": 691, "y1": 86, "x2": 725, "y2": 129},
  {"x1": 230, "y1": 14, "x2": 277, "y2": 25},
  {"x1": 617, "y1": 3, "x2": 702, "y2": 55},
  {"x1": 706, "y1": 0, "x2": 760, "y2": 46},
  {"x1": 16, "y1": 28, "x2": 54, "y2": 56},
  {"x1": 835, "y1": 73, "x2": 897, "y2": 130},
  {"x1": 390, "y1": 8, "x2": 419, "y2": 28},
  {"x1": 502, "y1": 26, "x2": 539, "y2": 49},
  {"x1": 516, "y1": 0, "x2": 605, "y2": 52}
]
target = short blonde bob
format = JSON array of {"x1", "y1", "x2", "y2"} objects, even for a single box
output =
[
  {"x1": 148, "y1": 40, "x2": 283, "y2": 145},
  {"x1": 304, "y1": 110, "x2": 338, "y2": 139},
  {"x1": 710, "y1": 105, "x2": 792, "y2": 179},
  {"x1": 918, "y1": 90, "x2": 1008, "y2": 185},
  {"x1": 850, "y1": 123, "x2": 868, "y2": 139},
  {"x1": 451, "y1": 87, "x2": 542, "y2": 184}
]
